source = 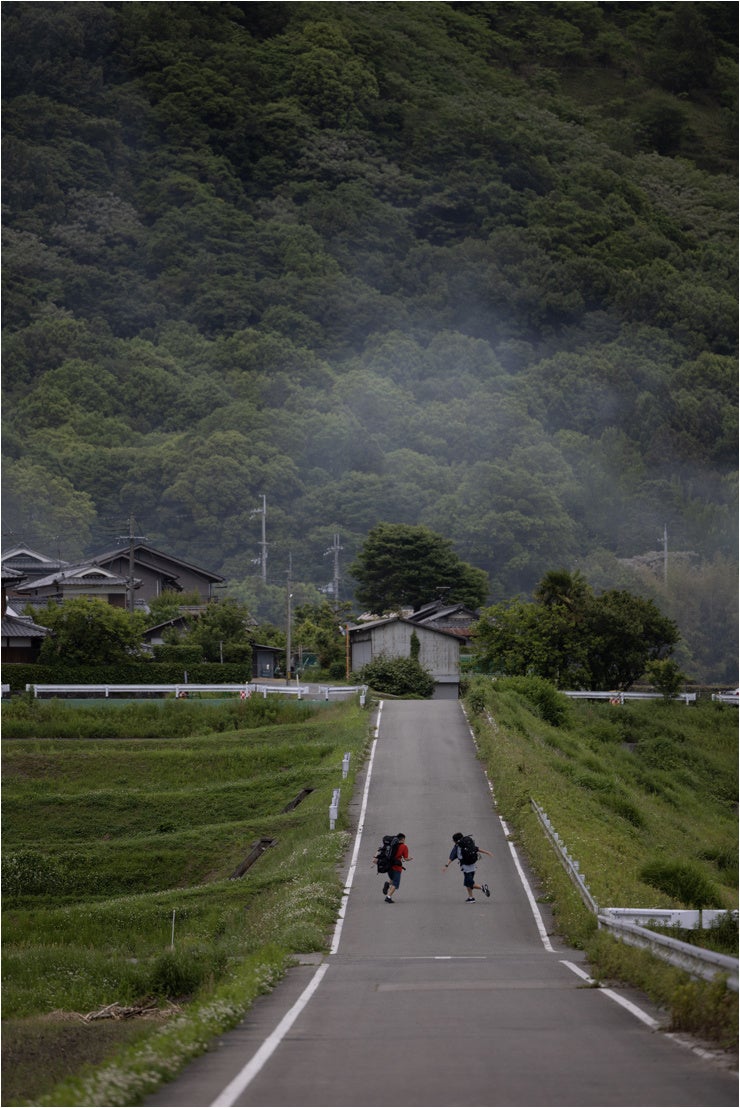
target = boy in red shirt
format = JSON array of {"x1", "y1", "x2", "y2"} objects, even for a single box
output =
[{"x1": 379, "y1": 833, "x2": 412, "y2": 903}]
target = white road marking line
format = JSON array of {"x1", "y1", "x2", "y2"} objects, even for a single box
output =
[
  {"x1": 561, "y1": 959, "x2": 661, "y2": 1028},
  {"x1": 211, "y1": 702, "x2": 385, "y2": 1106},
  {"x1": 463, "y1": 706, "x2": 555, "y2": 953},
  {"x1": 210, "y1": 963, "x2": 330, "y2": 1107}
]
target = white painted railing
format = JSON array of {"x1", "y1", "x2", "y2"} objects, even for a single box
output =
[
  {"x1": 711, "y1": 691, "x2": 739, "y2": 705},
  {"x1": 24, "y1": 683, "x2": 310, "y2": 699},
  {"x1": 319, "y1": 684, "x2": 367, "y2": 703},
  {"x1": 563, "y1": 690, "x2": 696, "y2": 705},
  {"x1": 530, "y1": 800, "x2": 738, "y2": 990}
]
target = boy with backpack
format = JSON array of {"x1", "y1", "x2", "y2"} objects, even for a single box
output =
[
  {"x1": 443, "y1": 832, "x2": 491, "y2": 902},
  {"x1": 372, "y1": 832, "x2": 412, "y2": 903}
]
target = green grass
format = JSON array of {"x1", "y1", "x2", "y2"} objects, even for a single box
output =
[
  {"x1": 1, "y1": 697, "x2": 371, "y2": 1106},
  {"x1": 3, "y1": 687, "x2": 737, "y2": 1103},
  {"x1": 465, "y1": 677, "x2": 738, "y2": 1048}
]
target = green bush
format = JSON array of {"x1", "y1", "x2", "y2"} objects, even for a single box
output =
[
  {"x1": 495, "y1": 676, "x2": 569, "y2": 727},
  {"x1": 3, "y1": 662, "x2": 255, "y2": 692},
  {"x1": 152, "y1": 645, "x2": 204, "y2": 665},
  {"x1": 640, "y1": 860, "x2": 722, "y2": 908},
  {"x1": 353, "y1": 655, "x2": 435, "y2": 698}
]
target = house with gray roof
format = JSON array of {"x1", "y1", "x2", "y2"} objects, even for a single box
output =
[
  {"x1": 348, "y1": 616, "x2": 462, "y2": 700},
  {"x1": 1, "y1": 564, "x2": 49, "y2": 662}
]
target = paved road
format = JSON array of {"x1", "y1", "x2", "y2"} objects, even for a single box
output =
[{"x1": 148, "y1": 700, "x2": 737, "y2": 1107}]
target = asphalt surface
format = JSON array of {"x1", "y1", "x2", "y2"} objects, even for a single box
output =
[{"x1": 147, "y1": 699, "x2": 738, "y2": 1107}]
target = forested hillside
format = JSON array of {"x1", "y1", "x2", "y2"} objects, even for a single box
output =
[{"x1": 2, "y1": 2, "x2": 737, "y2": 680}]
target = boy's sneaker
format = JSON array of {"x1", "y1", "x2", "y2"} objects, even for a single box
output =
[
  {"x1": 382, "y1": 881, "x2": 389, "y2": 895},
  {"x1": 482, "y1": 884, "x2": 490, "y2": 898},
  {"x1": 466, "y1": 897, "x2": 475, "y2": 902},
  {"x1": 385, "y1": 896, "x2": 394, "y2": 903}
]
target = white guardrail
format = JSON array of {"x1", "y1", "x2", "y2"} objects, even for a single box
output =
[
  {"x1": 563, "y1": 690, "x2": 697, "y2": 705},
  {"x1": 24, "y1": 683, "x2": 310, "y2": 699},
  {"x1": 531, "y1": 800, "x2": 738, "y2": 991},
  {"x1": 711, "y1": 691, "x2": 739, "y2": 705},
  {"x1": 319, "y1": 685, "x2": 367, "y2": 705}
]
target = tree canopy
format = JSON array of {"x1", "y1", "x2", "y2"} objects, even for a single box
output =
[
  {"x1": 2, "y1": 1, "x2": 736, "y2": 681},
  {"x1": 349, "y1": 522, "x2": 489, "y2": 614},
  {"x1": 34, "y1": 598, "x2": 147, "y2": 666},
  {"x1": 472, "y1": 571, "x2": 680, "y2": 690}
]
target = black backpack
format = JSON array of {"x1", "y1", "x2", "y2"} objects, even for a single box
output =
[
  {"x1": 458, "y1": 835, "x2": 479, "y2": 866},
  {"x1": 376, "y1": 835, "x2": 400, "y2": 874}
]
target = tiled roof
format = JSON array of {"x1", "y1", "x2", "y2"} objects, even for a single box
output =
[
  {"x1": 1, "y1": 615, "x2": 49, "y2": 638},
  {"x1": 91, "y1": 543, "x2": 225, "y2": 582},
  {"x1": 15, "y1": 564, "x2": 130, "y2": 590}
]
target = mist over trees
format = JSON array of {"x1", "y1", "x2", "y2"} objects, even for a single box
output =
[{"x1": 2, "y1": 2, "x2": 737, "y2": 681}]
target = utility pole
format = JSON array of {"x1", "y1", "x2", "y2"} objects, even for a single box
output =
[
  {"x1": 324, "y1": 532, "x2": 342, "y2": 605},
  {"x1": 251, "y1": 495, "x2": 268, "y2": 582},
  {"x1": 661, "y1": 524, "x2": 668, "y2": 585},
  {"x1": 285, "y1": 553, "x2": 293, "y2": 685},
  {"x1": 120, "y1": 513, "x2": 146, "y2": 613}
]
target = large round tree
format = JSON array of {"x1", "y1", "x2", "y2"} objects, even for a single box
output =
[{"x1": 349, "y1": 522, "x2": 489, "y2": 614}]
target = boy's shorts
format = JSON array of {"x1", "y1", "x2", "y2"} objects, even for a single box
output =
[
  {"x1": 463, "y1": 871, "x2": 475, "y2": 889},
  {"x1": 388, "y1": 869, "x2": 402, "y2": 889}
]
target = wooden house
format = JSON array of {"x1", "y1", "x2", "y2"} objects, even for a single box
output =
[
  {"x1": 1, "y1": 564, "x2": 49, "y2": 663},
  {"x1": 14, "y1": 563, "x2": 131, "y2": 608},
  {"x1": 90, "y1": 543, "x2": 225, "y2": 606},
  {"x1": 348, "y1": 616, "x2": 462, "y2": 700}
]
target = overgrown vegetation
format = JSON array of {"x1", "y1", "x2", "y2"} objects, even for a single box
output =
[
  {"x1": 464, "y1": 677, "x2": 738, "y2": 1046},
  {"x1": 1, "y1": 697, "x2": 370, "y2": 1106},
  {"x1": 1, "y1": 692, "x2": 316, "y2": 740},
  {"x1": 2, "y1": 2, "x2": 737, "y2": 679}
]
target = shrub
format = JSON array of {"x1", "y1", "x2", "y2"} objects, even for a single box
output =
[
  {"x1": 645, "y1": 659, "x2": 688, "y2": 699},
  {"x1": 640, "y1": 859, "x2": 722, "y2": 908},
  {"x1": 495, "y1": 676, "x2": 569, "y2": 726},
  {"x1": 353, "y1": 655, "x2": 435, "y2": 698}
]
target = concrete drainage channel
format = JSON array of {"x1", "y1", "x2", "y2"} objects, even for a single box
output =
[{"x1": 229, "y1": 789, "x2": 315, "y2": 879}]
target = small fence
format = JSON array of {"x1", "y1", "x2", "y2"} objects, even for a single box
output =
[
  {"x1": 319, "y1": 685, "x2": 367, "y2": 704},
  {"x1": 530, "y1": 799, "x2": 738, "y2": 991}
]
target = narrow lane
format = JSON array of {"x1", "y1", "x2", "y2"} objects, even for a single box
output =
[{"x1": 147, "y1": 700, "x2": 737, "y2": 1107}]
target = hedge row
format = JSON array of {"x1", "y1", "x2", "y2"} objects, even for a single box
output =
[{"x1": 3, "y1": 663, "x2": 254, "y2": 692}]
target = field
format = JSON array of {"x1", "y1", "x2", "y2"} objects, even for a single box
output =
[
  {"x1": 1, "y1": 695, "x2": 370, "y2": 1107},
  {"x1": 1, "y1": 685, "x2": 737, "y2": 1105}
]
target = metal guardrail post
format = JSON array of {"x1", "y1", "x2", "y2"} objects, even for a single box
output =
[{"x1": 329, "y1": 788, "x2": 340, "y2": 829}]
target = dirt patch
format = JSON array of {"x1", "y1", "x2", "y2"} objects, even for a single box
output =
[{"x1": 2, "y1": 1006, "x2": 177, "y2": 1105}]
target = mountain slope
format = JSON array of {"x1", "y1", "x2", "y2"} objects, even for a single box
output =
[{"x1": 2, "y1": 1, "x2": 737, "y2": 679}]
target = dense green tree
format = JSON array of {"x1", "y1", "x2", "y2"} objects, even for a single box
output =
[
  {"x1": 473, "y1": 574, "x2": 679, "y2": 690},
  {"x1": 34, "y1": 598, "x2": 147, "y2": 665},
  {"x1": 1, "y1": 1, "x2": 736, "y2": 678},
  {"x1": 349, "y1": 522, "x2": 489, "y2": 614},
  {"x1": 582, "y1": 589, "x2": 680, "y2": 689},
  {"x1": 146, "y1": 589, "x2": 202, "y2": 625},
  {"x1": 292, "y1": 600, "x2": 350, "y2": 671},
  {"x1": 181, "y1": 598, "x2": 253, "y2": 664}
]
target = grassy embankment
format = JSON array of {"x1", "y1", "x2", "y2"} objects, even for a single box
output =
[
  {"x1": 2, "y1": 685, "x2": 737, "y2": 1105},
  {"x1": 464, "y1": 677, "x2": 738, "y2": 1050},
  {"x1": 1, "y1": 694, "x2": 371, "y2": 1107}
]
